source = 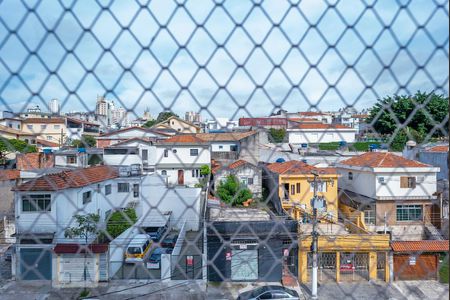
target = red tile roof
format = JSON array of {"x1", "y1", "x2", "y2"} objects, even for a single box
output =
[
  {"x1": 340, "y1": 152, "x2": 431, "y2": 168},
  {"x1": 288, "y1": 118, "x2": 321, "y2": 123},
  {"x1": 36, "y1": 139, "x2": 59, "y2": 147},
  {"x1": 54, "y1": 243, "x2": 109, "y2": 254},
  {"x1": 160, "y1": 134, "x2": 206, "y2": 144},
  {"x1": 14, "y1": 165, "x2": 118, "y2": 191},
  {"x1": 228, "y1": 160, "x2": 250, "y2": 169},
  {"x1": 294, "y1": 123, "x2": 353, "y2": 130},
  {"x1": 22, "y1": 118, "x2": 65, "y2": 124},
  {"x1": 212, "y1": 159, "x2": 255, "y2": 174},
  {"x1": 427, "y1": 145, "x2": 449, "y2": 152},
  {"x1": 267, "y1": 160, "x2": 336, "y2": 175},
  {"x1": 391, "y1": 240, "x2": 449, "y2": 252},
  {"x1": 298, "y1": 112, "x2": 327, "y2": 116},
  {"x1": 0, "y1": 170, "x2": 20, "y2": 181},
  {"x1": 196, "y1": 131, "x2": 257, "y2": 142}
]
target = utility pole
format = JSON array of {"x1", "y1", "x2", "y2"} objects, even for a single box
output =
[{"x1": 309, "y1": 170, "x2": 319, "y2": 300}]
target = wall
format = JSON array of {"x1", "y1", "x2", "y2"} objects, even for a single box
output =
[
  {"x1": 239, "y1": 133, "x2": 261, "y2": 165},
  {"x1": 156, "y1": 145, "x2": 210, "y2": 166},
  {"x1": 109, "y1": 226, "x2": 140, "y2": 278},
  {"x1": 375, "y1": 171, "x2": 437, "y2": 199},
  {"x1": 214, "y1": 165, "x2": 262, "y2": 197},
  {"x1": 140, "y1": 174, "x2": 202, "y2": 231},
  {"x1": 419, "y1": 151, "x2": 448, "y2": 181},
  {"x1": 156, "y1": 168, "x2": 203, "y2": 186},
  {"x1": 211, "y1": 142, "x2": 238, "y2": 152},
  {"x1": 0, "y1": 179, "x2": 15, "y2": 213},
  {"x1": 337, "y1": 168, "x2": 377, "y2": 199},
  {"x1": 17, "y1": 153, "x2": 55, "y2": 170},
  {"x1": 288, "y1": 130, "x2": 356, "y2": 144}
]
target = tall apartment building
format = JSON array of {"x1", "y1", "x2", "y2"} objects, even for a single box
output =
[{"x1": 48, "y1": 99, "x2": 60, "y2": 115}]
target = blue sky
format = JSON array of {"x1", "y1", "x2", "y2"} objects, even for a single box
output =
[{"x1": 0, "y1": 0, "x2": 448, "y2": 121}]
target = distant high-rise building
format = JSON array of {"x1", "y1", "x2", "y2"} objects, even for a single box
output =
[
  {"x1": 111, "y1": 106, "x2": 128, "y2": 127},
  {"x1": 185, "y1": 111, "x2": 202, "y2": 123},
  {"x1": 48, "y1": 98, "x2": 60, "y2": 115}
]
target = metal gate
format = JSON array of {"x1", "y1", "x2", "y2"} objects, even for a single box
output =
[
  {"x1": 340, "y1": 252, "x2": 369, "y2": 282},
  {"x1": 19, "y1": 248, "x2": 52, "y2": 280},
  {"x1": 307, "y1": 252, "x2": 337, "y2": 283},
  {"x1": 377, "y1": 252, "x2": 386, "y2": 281}
]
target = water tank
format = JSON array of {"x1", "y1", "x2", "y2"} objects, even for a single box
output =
[{"x1": 275, "y1": 158, "x2": 285, "y2": 163}]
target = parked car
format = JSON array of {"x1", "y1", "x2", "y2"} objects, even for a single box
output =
[
  {"x1": 147, "y1": 248, "x2": 171, "y2": 269},
  {"x1": 237, "y1": 285, "x2": 299, "y2": 300},
  {"x1": 145, "y1": 225, "x2": 168, "y2": 241},
  {"x1": 340, "y1": 260, "x2": 355, "y2": 273},
  {"x1": 161, "y1": 233, "x2": 178, "y2": 248}
]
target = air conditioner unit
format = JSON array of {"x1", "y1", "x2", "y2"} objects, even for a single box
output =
[{"x1": 378, "y1": 177, "x2": 385, "y2": 184}]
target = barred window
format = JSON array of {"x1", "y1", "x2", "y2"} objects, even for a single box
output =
[
  {"x1": 22, "y1": 194, "x2": 51, "y2": 212},
  {"x1": 82, "y1": 191, "x2": 92, "y2": 204},
  {"x1": 396, "y1": 205, "x2": 422, "y2": 222},
  {"x1": 118, "y1": 183, "x2": 130, "y2": 193}
]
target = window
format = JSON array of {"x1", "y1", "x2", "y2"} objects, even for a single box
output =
[
  {"x1": 310, "y1": 182, "x2": 327, "y2": 192},
  {"x1": 22, "y1": 194, "x2": 51, "y2": 212},
  {"x1": 118, "y1": 183, "x2": 130, "y2": 193},
  {"x1": 27, "y1": 125, "x2": 33, "y2": 130},
  {"x1": 230, "y1": 145, "x2": 238, "y2": 151},
  {"x1": 54, "y1": 125, "x2": 60, "y2": 129},
  {"x1": 364, "y1": 210, "x2": 375, "y2": 225},
  {"x1": 67, "y1": 155, "x2": 77, "y2": 164},
  {"x1": 397, "y1": 205, "x2": 422, "y2": 221},
  {"x1": 296, "y1": 183, "x2": 301, "y2": 193},
  {"x1": 105, "y1": 184, "x2": 112, "y2": 195},
  {"x1": 348, "y1": 172, "x2": 353, "y2": 180},
  {"x1": 219, "y1": 145, "x2": 223, "y2": 149},
  {"x1": 46, "y1": 136, "x2": 53, "y2": 140},
  {"x1": 133, "y1": 184, "x2": 139, "y2": 198},
  {"x1": 400, "y1": 176, "x2": 416, "y2": 188},
  {"x1": 164, "y1": 149, "x2": 169, "y2": 157},
  {"x1": 247, "y1": 177, "x2": 254, "y2": 185},
  {"x1": 82, "y1": 191, "x2": 92, "y2": 204},
  {"x1": 291, "y1": 184, "x2": 295, "y2": 195},
  {"x1": 190, "y1": 149, "x2": 199, "y2": 156},
  {"x1": 161, "y1": 170, "x2": 167, "y2": 176},
  {"x1": 40, "y1": 124, "x2": 47, "y2": 129},
  {"x1": 192, "y1": 169, "x2": 200, "y2": 178}
]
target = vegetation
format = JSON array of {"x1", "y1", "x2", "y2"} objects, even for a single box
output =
[
  {"x1": 200, "y1": 165, "x2": 211, "y2": 176},
  {"x1": 0, "y1": 138, "x2": 37, "y2": 165},
  {"x1": 268, "y1": 128, "x2": 286, "y2": 143},
  {"x1": 318, "y1": 142, "x2": 340, "y2": 151},
  {"x1": 64, "y1": 213, "x2": 101, "y2": 243},
  {"x1": 71, "y1": 135, "x2": 97, "y2": 148},
  {"x1": 367, "y1": 91, "x2": 449, "y2": 150},
  {"x1": 350, "y1": 142, "x2": 381, "y2": 151},
  {"x1": 143, "y1": 111, "x2": 179, "y2": 128},
  {"x1": 217, "y1": 175, "x2": 253, "y2": 206},
  {"x1": 105, "y1": 208, "x2": 138, "y2": 239}
]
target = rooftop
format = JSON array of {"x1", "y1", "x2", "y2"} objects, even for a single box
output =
[
  {"x1": 22, "y1": 118, "x2": 65, "y2": 124},
  {"x1": 14, "y1": 165, "x2": 118, "y2": 191},
  {"x1": 391, "y1": 240, "x2": 449, "y2": 252},
  {"x1": 292, "y1": 123, "x2": 353, "y2": 130},
  {"x1": 209, "y1": 207, "x2": 271, "y2": 222},
  {"x1": 426, "y1": 145, "x2": 449, "y2": 152},
  {"x1": 339, "y1": 152, "x2": 431, "y2": 168},
  {"x1": 196, "y1": 131, "x2": 257, "y2": 142},
  {"x1": 160, "y1": 134, "x2": 207, "y2": 144},
  {"x1": 36, "y1": 139, "x2": 59, "y2": 147},
  {"x1": 267, "y1": 160, "x2": 337, "y2": 175},
  {"x1": 211, "y1": 159, "x2": 255, "y2": 174},
  {"x1": 0, "y1": 170, "x2": 20, "y2": 181}
]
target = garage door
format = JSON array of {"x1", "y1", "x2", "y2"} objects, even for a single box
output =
[
  {"x1": 394, "y1": 254, "x2": 438, "y2": 280},
  {"x1": 59, "y1": 254, "x2": 96, "y2": 283},
  {"x1": 20, "y1": 248, "x2": 52, "y2": 280},
  {"x1": 231, "y1": 250, "x2": 258, "y2": 281}
]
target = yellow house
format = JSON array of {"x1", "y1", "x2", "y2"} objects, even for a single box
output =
[{"x1": 265, "y1": 160, "x2": 339, "y2": 222}]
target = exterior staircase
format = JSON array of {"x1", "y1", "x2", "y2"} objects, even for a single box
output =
[{"x1": 424, "y1": 222, "x2": 444, "y2": 240}]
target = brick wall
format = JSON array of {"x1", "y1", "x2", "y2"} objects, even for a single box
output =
[
  {"x1": 16, "y1": 153, "x2": 55, "y2": 170},
  {"x1": 96, "y1": 139, "x2": 112, "y2": 148}
]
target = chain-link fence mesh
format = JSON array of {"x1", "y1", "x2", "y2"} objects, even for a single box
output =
[{"x1": 0, "y1": 0, "x2": 448, "y2": 299}]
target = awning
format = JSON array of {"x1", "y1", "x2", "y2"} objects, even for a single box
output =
[
  {"x1": 391, "y1": 240, "x2": 449, "y2": 253},
  {"x1": 53, "y1": 243, "x2": 108, "y2": 254}
]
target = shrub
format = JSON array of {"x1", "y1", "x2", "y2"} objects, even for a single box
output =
[{"x1": 217, "y1": 175, "x2": 252, "y2": 206}]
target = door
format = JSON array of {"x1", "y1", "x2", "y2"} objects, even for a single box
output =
[
  {"x1": 177, "y1": 170, "x2": 184, "y2": 185},
  {"x1": 59, "y1": 254, "x2": 96, "y2": 283},
  {"x1": 231, "y1": 250, "x2": 258, "y2": 280},
  {"x1": 20, "y1": 248, "x2": 52, "y2": 280},
  {"x1": 142, "y1": 149, "x2": 148, "y2": 167}
]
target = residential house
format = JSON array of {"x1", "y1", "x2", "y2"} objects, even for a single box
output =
[
  {"x1": 196, "y1": 131, "x2": 263, "y2": 164},
  {"x1": 12, "y1": 165, "x2": 143, "y2": 281},
  {"x1": 54, "y1": 148, "x2": 103, "y2": 168},
  {"x1": 103, "y1": 138, "x2": 156, "y2": 171},
  {"x1": 0, "y1": 124, "x2": 38, "y2": 144},
  {"x1": 207, "y1": 205, "x2": 297, "y2": 282},
  {"x1": 263, "y1": 160, "x2": 339, "y2": 222},
  {"x1": 204, "y1": 117, "x2": 239, "y2": 132},
  {"x1": 0, "y1": 170, "x2": 21, "y2": 243},
  {"x1": 95, "y1": 126, "x2": 169, "y2": 148},
  {"x1": 0, "y1": 116, "x2": 23, "y2": 131},
  {"x1": 156, "y1": 135, "x2": 210, "y2": 186},
  {"x1": 287, "y1": 123, "x2": 356, "y2": 144},
  {"x1": 336, "y1": 152, "x2": 440, "y2": 240},
  {"x1": 212, "y1": 159, "x2": 262, "y2": 198},
  {"x1": 153, "y1": 116, "x2": 201, "y2": 134}
]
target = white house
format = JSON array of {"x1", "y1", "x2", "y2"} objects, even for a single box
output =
[
  {"x1": 103, "y1": 138, "x2": 156, "y2": 171},
  {"x1": 96, "y1": 126, "x2": 170, "y2": 148},
  {"x1": 287, "y1": 123, "x2": 356, "y2": 144},
  {"x1": 54, "y1": 148, "x2": 103, "y2": 168},
  {"x1": 155, "y1": 135, "x2": 211, "y2": 186},
  {"x1": 336, "y1": 152, "x2": 440, "y2": 240}
]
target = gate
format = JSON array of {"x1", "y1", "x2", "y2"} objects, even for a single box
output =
[
  {"x1": 19, "y1": 248, "x2": 52, "y2": 280},
  {"x1": 377, "y1": 252, "x2": 386, "y2": 281},
  {"x1": 171, "y1": 255, "x2": 202, "y2": 280},
  {"x1": 340, "y1": 252, "x2": 369, "y2": 282},
  {"x1": 307, "y1": 252, "x2": 337, "y2": 283}
]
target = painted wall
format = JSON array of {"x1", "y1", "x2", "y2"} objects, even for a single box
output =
[
  {"x1": 156, "y1": 145, "x2": 210, "y2": 166},
  {"x1": 419, "y1": 151, "x2": 448, "y2": 181},
  {"x1": 288, "y1": 130, "x2": 356, "y2": 144}
]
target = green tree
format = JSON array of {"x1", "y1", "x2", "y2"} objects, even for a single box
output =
[
  {"x1": 268, "y1": 128, "x2": 286, "y2": 143},
  {"x1": 367, "y1": 91, "x2": 449, "y2": 138},
  {"x1": 142, "y1": 119, "x2": 157, "y2": 128},
  {"x1": 71, "y1": 135, "x2": 97, "y2": 148},
  {"x1": 200, "y1": 165, "x2": 211, "y2": 176},
  {"x1": 217, "y1": 175, "x2": 253, "y2": 206},
  {"x1": 142, "y1": 111, "x2": 179, "y2": 128},
  {"x1": 105, "y1": 208, "x2": 137, "y2": 239},
  {"x1": 0, "y1": 139, "x2": 37, "y2": 164},
  {"x1": 64, "y1": 213, "x2": 101, "y2": 243}
]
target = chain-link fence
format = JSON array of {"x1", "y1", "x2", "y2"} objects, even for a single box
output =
[{"x1": 0, "y1": 0, "x2": 449, "y2": 299}]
